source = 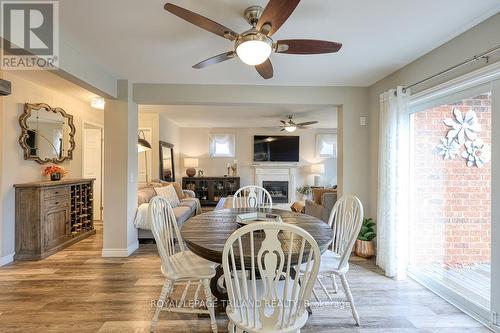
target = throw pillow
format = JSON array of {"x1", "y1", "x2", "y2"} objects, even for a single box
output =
[
  {"x1": 137, "y1": 186, "x2": 157, "y2": 206},
  {"x1": 150, "y1": 179, "x2": 185, "y2": 200},
  {"x1": 154, "y1": 185, "x2": 180, "y2": 207}
]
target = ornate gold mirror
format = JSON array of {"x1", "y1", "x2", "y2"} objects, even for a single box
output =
[{"x1": 19, "y1": 103, "x2": 76, "y2": 164}]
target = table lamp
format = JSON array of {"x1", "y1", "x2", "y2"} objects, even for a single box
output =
[
  {"x1": 311, "y1": 164, "x2": 325, "y2": 187},
  {"x1": 184, "y1": 158, "x2": 199, "y2": 177}
]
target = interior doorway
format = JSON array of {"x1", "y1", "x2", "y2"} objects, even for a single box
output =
[{"x1": 83, "y1": 122, "x2": 104, "y2": 221}]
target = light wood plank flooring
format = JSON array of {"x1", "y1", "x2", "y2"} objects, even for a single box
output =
[{"x1": 0, "y1": 225, "x2": 490, "y2": 333}]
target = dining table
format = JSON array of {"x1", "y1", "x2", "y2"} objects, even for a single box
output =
[{"x1": 180, "y1": 207, "x2": 333, "y2": 301}]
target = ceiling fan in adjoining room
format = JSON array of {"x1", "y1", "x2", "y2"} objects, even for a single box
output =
[
  {"x1": 280, "y1": 115, "x2": 318, "y2": 132},
  {"x1": 164, "y1": 0, "x2": 343, "y2": 79}
]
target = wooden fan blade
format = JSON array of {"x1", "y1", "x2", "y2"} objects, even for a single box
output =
[
  {"x1": 165, "y1": 3, "x2": 238, "y2": 40},
  {"x1": 276, "y1": 39, "x2": 342, "y2": 54},
  {"x1": 281, "y1": 128, "x2": 285, "y2": 132},
  {"x1": 280, "y1": 120, "x2": 287, "y2": 125},
  {"x1": 256, "y1": 0, "x2": 301, "y2": 36},
  {"x1": 297, "y1": 121, "x2": 319, "y2": 126},
  {"x1": 193, "y1": 51, "x2": 237, "y2": 69},
  {"x1": 255, "y1": 59, "x2": 273, "y2": 79}
]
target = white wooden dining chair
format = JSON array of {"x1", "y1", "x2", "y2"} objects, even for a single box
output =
[
  {"x1": 233, "y1": 185, "x2": 273, "y2": 209},
  {"x1": 223, "y1": 222, "x2": 321, "y2": 333},
  {"x1": 299, "y1": 195, "x2": 363, "y2": 325},
  {"x1": 148, "y1": 196, "x2": 218, "y2": 333}
]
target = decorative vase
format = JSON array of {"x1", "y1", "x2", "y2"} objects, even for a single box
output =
[
  {"x1": 50, "y1": 173, "x2": 61, "y2": 181},
  {"x1": 186, "y1": 168, "x2": 196, "y2": 177},
  {"x1": 354, "y1": 239, "x2": 375, "y2": 259}
]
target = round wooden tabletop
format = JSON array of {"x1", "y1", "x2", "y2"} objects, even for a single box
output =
[{"x1": 181, "y1": 208, "x2": 333, "y2": 264}]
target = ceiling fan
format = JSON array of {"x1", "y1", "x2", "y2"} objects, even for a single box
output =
[
  {"x1": 281, "y1": 116, "x2": 318, "y2": 132},
  {"x1": 164, "y1": 1, "x2": 342, "y2": 80}
]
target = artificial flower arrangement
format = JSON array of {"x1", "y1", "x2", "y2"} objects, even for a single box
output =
[{"x1": 42, "y1": 165, "x2": 68, "y2": 181}]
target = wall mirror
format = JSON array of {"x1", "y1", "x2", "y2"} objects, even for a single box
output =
[
  {"x1": 19, "y1": 103, "x2": 76, "y2": 164},
  {"x1": 159, "y1": 141, "x2": 175, "y2": 182}
]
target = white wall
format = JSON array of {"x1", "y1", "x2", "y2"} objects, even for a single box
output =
[
  {"x1": 103, "y1": 80, "x2": 138, "y2": 256},
  {"x1": 367, "y1": 12, "x2": 500, "y2": 219},
  {"x1": 179, "y1": 127, "x2": 337, "y2": 189},
  {"x1": 0, "y1": 71, "x2": 104, "y2": 261}
]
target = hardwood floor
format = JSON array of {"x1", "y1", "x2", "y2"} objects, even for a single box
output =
[{"x1": 0, "y1": 224, "x2": 490, "y2": 333}]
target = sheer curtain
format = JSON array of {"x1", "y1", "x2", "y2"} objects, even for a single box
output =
[
  {"x1": 209, "y1": 134, "x2": 235, "y2": 157},
  {"x1": 377, "y1": 86, "x2": 410, "y2": 279}
]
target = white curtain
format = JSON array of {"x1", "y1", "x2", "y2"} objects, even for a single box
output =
[{"x1": 376, "y1": 86, "x2": 410, "y2": 279}]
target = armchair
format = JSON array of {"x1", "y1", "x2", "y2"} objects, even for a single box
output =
[{"x1": 305, "y1": 189, "x2": 337, "y2": 222}]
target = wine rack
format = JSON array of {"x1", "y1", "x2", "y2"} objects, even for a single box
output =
[{"x1": 70, "y1": 182, "x2": 94, "y2": 236}]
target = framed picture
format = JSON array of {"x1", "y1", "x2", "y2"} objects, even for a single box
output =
[{"x1": 316, "y1": 134, "x2": 337, "y2": 158}]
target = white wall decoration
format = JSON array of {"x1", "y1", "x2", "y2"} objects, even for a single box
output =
[
  {"x1": 443, "y1": 108, "x2": 481, "y2": 144},
  {"x1": 437, "y1": 108, "x2": 489, "y2": 168},
  {"x1": 436, "y1": 138, "x2": 460, "y2": 160},
  {"x1": 462, "y1": 139, "x2": 491, "y2": 168}
]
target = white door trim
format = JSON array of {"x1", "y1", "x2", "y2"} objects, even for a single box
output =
[{"x1": 82, "y1": 120, "x2": 104, "y2": 220}]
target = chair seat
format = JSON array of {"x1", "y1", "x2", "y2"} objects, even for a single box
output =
[
  {"x1": 299, "y1": 250, "x2": 348, "y2": 275},
  {"x1": 227, "y1": 278, "x2": 309, "y2": 332},
  {"x1": 162, "y1": 251, "x2": 217, "y2": 280}
]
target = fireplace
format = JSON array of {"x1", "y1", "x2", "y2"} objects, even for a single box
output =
[{"x1": 263, "y1": 181, "x2": 289, "y2": 203}]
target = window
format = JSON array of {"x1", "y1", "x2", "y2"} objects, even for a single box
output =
[
  {"x1": 209, "y1": 134, "x2": 235, "y2": 157},
  {"x1": 316, "y1": 134, "x2": 337, "y2": 158},
  {"x1": 408, "y1": 90, "x2": 492, "y2": 317}
]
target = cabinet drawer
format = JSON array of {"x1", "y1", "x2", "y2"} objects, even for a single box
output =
[
  {"x1": 44, "y1": 195, "x2": 69, "y2": 211},
  {"x1": 43, "y1": 186, "x2": 69, "y2": 199}
]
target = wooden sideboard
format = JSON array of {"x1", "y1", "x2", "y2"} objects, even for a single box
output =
[
  {"x1": 182, "y1": 177, "x2": 240, "y2": 206},
  {"x1": 14, "y1": 178, "x2": 96, "y2": 260}
]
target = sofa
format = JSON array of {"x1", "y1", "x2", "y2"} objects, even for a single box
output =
[
  {"x1": 135, "y1": 182, "x2": 200, "y2": 239},
  {"x1": 305, "y1": 188, "x2": 338, "y2": 223}
]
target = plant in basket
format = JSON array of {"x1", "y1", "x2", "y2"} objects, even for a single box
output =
[
  {"x1": 43, "y1": 165, "x2": 68, "y2": 181},
  {"x1": 355, "y1": 218, "x2": 376, "y2": 258}
]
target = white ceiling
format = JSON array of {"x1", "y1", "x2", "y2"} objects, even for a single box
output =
[
  {"x1": 140, "y1": 104, "x2": 338, "y2": 129},
  {"x1": 60, "y1": 0, "x2": 500, "y2": 87}
]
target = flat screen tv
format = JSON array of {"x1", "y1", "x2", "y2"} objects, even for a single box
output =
[{"x1": 254, "y1": 135, "x2": 300, "y2": 162}]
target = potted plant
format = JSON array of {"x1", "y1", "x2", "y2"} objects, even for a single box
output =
[
  {"x1": 43, "y1": 165, "x2": 67, "y2": 181},
  {"x1": 296, "y1": 185, "x2": 311, "y2": 201},
  {"x1": 355, "y1": 218, "x2": 376, "y2": 258}
]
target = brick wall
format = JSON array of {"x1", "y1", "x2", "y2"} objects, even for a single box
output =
[{"x1": 411, "y1": 93, "x2": 491, "y2": 267}]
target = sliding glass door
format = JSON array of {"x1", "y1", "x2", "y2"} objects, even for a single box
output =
[{"x1": 408, "y1": 79, "x2": 498, "y2": 327}]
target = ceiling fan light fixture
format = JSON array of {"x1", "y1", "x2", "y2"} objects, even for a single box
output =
[
  {"x1": 284, "y1": 124, "x2": 297, "y2": 133},
  {"x1": 235, "y1": 34, "x2": 273, "y2": 66}
]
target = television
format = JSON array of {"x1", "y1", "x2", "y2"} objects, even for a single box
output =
[{"x1": 254, "y1": 136, "x2": 300, "y2": 162}]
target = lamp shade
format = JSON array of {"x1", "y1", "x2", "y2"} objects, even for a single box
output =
[
  {"x1": 137, "y1": 137, "x2": 152, "y2": 152},
  {"x1": 184, "y1": 158, "x2": 199, "y2": 168},
  {"x1": 311, "y1": 164, "x2": 325, "y2": 175}
]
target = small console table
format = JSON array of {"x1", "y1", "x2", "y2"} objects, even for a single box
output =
[{"x1": 14, "y1": 178, "x2": 96, "y2": 260}]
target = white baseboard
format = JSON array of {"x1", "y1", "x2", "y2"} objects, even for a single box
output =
[
  {"x1": 101, "y1": 241, "x2": 139, "y2": 258},
  {"x1": 0, "y1": 253, "x2": 15, "y2": 266}
]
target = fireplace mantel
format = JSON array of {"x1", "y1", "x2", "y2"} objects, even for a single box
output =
[{"x1": 253, "y1": 165, "x2": 297, "y2": 203}]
